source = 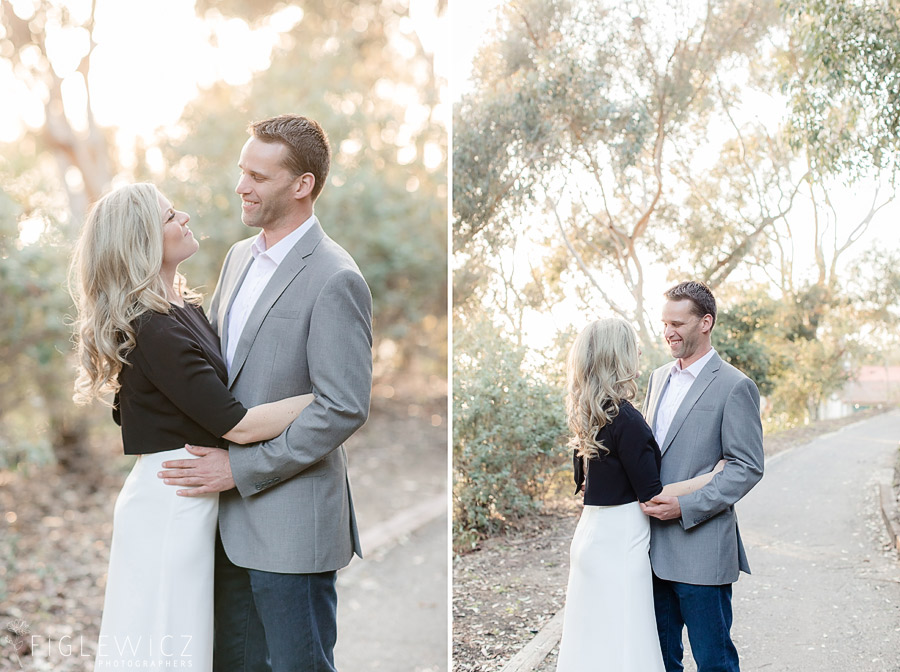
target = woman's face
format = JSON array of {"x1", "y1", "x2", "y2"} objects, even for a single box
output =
[{"x1": 158, "y1": 192, "x2": 198, "y2": 270}]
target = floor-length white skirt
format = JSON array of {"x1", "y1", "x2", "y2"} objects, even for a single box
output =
[
  {"x1": 556, "y1": 502, "x2": 665, "y2": 672},
  {"x1": 94, "y1": 447, "x2": 217, "y2": 671}
]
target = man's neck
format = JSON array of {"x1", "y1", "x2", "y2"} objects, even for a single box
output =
[
  {"x1": 678, "y1": 344, "x2": 712, "y2": 370},
  {"x1": 261, "y1": 212, "x2": 313, "y2": 249}
]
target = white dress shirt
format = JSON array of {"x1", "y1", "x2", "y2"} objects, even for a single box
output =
[
  {"x1": 225, "y1": 215, "x2": 317, "y2": 371},
  {"x1": 653, "y1": 348, "x2": 717, "y2": 447}
]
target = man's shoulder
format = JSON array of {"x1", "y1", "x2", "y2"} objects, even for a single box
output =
[
  {"x1": 314, "y1": 234, "x2": 365, "y2": 279},
  {"x1": 711, "y1": 357, "x2": 761, "y2": 399},
  {"x1": 715, "y1": 357, "x2": 752, "y2": 384}
]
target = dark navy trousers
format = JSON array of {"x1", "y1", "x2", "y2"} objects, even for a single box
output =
[
  {"x1": 213, "y1": 532, "x2": 338, "y2": 672},
  {"x1": 652, "y1": 573, "x2": 740, "y2": 672}
]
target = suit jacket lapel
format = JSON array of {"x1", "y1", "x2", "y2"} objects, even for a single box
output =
[
  {"x1": 220, "y1": 251, "x2": 255, "y2": 360},
  {"x1": 660, "y1": 353, "x2": 722, "y2": 456},
  {"x1": 648, "y1": 363, "x2": 675, "y2": 433},
  {"x1": 227, "y1": 223, "x2": 325, "y2": 387}
]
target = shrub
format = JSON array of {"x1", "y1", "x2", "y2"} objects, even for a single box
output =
[{"x1": 453, "y1": 318, "x2": 569, "y2": 549}]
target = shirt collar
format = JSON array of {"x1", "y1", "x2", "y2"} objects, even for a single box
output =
[
  {"x1": 250, "y1": 214, "x2": 318, "y2": 264},
  {"x1": 672, "y1": 347, "x2": 716, "y2": 379}
]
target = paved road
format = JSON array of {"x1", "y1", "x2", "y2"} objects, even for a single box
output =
[
  {"x1": 646, "y1": 410, "x2": 900, "y2": 672},
  {"x1": 333, "y1": 407, "x2": 448, "y2": 671},
  {"x1": 537, "y1": 411, "x2": 900, "y2": 672},
  {"x1": 336, "y1": 515, "x2": 448, "y2": 671},
  {"x1": 722, "y1": 410, "x2": 900, "y2": 672}
]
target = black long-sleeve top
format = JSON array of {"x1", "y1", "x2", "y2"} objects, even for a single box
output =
[
  {"x1": 113, "y1": 302, "x2": 248, "y2": 455},
  {"x1": 573, "y1": 400, "x2": 663, "y2": 505}
]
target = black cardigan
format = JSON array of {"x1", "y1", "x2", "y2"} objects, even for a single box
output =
[
  {"x1": 113, "y1": 303, "x2": 248, "y2": 455},
  {"x1": 573, "y1": 400, "x2": 663, "y2": 505}
]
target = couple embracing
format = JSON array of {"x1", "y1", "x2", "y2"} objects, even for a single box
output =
[
  {"x1": 557, "y1": 281, "x2": 765, "y2": 672},
  {"x1": 71, "y1": 114, "x2": 372, "y2": 671}
]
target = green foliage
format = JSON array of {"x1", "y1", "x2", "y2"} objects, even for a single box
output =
[
  {"x1": 766, "y1": 335, "x2": 850, "y2": 429},
  {"x1": 0, "y1": 169, "x2": 88, "y2": 467},
  {"x1": 453, "y1": 316, "x2": 569, "y2": 548},
  {"x1": 714, "y1": 290, "x2": 780, "y2": 397},
  {"x1": 714, "y1": 284, "x2": 858, "y2": 429},
  {"x1": 847, "y1": 246, "x2": 900, "y2": 337},
  {"x1": 781, "y1": 0, "x2": 900, "y2": 179},
  {"x1": 1, "y1": 0, "x2": 446, "y2": 469},
  {"x1": 160, "y1": 0, "x2": 446, "y2": 351}
]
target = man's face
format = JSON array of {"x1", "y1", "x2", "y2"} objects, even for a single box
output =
[
  {"x1": 661, "y1": 299, "x2": 709, "y2": 362},
  {"x1": 234, "y1": 137, "x2": 299, "y2": 230}
]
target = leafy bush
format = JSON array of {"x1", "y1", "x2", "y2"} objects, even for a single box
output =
[{"x1": 453, "y1": 317, "x2": 569, "y2": 549}]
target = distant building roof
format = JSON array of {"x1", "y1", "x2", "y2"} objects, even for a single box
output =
[{"x1": 841, "y1": 366, "x2": 900, "y2": 405}]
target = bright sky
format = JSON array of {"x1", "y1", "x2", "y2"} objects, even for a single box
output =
[
  {"x1": 452, "y1": 0, "x2": 900, "y2": 355},
  {"x1": 450, "y1": 0, "x2": 503, "y2": 101},
  {"x1": 2, "y1": 0, "x2": 447, "y2": 143}
]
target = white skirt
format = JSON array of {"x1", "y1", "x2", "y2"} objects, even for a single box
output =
[
  {"x1": 556, "y1": 502, "x2": 665, "y2": 672},
  {"x1": 94, "y1": 447, "x2": 217, "y2": 671}
]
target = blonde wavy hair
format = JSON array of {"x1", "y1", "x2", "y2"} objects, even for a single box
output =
[
  {"x1": 69, "y1": 183, "x2": 201, "y2": 405},
  {"x1": 565, "y1": 318, "x2": 641, "y2": 460}
]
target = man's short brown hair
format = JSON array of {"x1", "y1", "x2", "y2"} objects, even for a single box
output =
[
  {"x1": 249, "y1": 114, "x2": 331, "y2": 201},
  {"x1": 664, "y1": 280, "x2": 717, "y2": 328}
]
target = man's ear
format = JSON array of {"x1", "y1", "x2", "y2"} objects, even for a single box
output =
[
  {"x1": 701, "y1": 314, "x2": 714, "y2": 334},
  {"x1": 294, "y1": 173, "x2": 315, "y2": 200}
]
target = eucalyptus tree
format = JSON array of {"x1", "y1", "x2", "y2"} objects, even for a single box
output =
[
  {"x1": 781, "y1": 0, "x2": 900, "y2": 180},
  {"x1": 453, "y1": 0, "x2": 781, "y2": 347}
]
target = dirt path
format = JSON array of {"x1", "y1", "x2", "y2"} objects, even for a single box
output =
[{"x1": 335, "y1": 402, "x2": 448, "y2": 672}]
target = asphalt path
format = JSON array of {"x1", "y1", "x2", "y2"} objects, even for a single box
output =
[
  {"x1": 536, "y1": 410, "x2": 900, "y2": 672},
  {"x1": 332, "y1": 407, "x2": 448, "y2": 672},
  {"x1": 693, "y1": 410, "x2": 900, "y2": 671},
  {"x1": 336, "y1": 515, "x2": 447, "y2": 671}
]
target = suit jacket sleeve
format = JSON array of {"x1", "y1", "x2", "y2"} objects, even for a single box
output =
[
  {"x1": 231, "y1": 268, "x2": 373, "y2": 496},
  {"x1": 678, "y1": 376, "x2": 765, "y2": 530}
]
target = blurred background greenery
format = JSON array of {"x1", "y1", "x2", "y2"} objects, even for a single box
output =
[{"x1": 0, "y1": 0, "x2": 448, "y2": 471}]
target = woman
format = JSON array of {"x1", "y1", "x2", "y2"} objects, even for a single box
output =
[
  {"x1": 555, "y1": 318, "x2": 723, "y2": 672},
  {"x1": 70, "y1": 183, "x2": 312, "y2": 670}
]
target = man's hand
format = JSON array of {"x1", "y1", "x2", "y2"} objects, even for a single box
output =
[
  {"x1": 158, "y1": 445, "x2": 235, "y2": 496},
  {"x1": 640, "y1": 495, "x2": 682, "y2": 521}
]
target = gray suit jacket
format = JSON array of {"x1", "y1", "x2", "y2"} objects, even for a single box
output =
[
  {"x1": 208, "y1": 221, "x2": 372, "y2": 573},
  {"x1": 642, "y1": 352, "x2": 764, "y2": 585}
]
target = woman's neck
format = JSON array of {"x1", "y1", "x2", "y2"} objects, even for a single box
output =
[{"x1": 160, "y1": 268, "x2": 184, "y2": 306}]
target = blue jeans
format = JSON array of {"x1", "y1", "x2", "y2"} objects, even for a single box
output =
[
  {"x1": 213, "y1": 532, "x2": 338, "y2": 672},
  {"x1": 652, "y1": 574, "x2": 739, "y2": 672}
]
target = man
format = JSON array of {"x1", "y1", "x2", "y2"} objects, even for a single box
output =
[
  {"x1": 158, "y1": 114, "x2": 373, "y2": 671},
  {"x1": 640, "y1": 281, "x2": 764, "y2": 672}
]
